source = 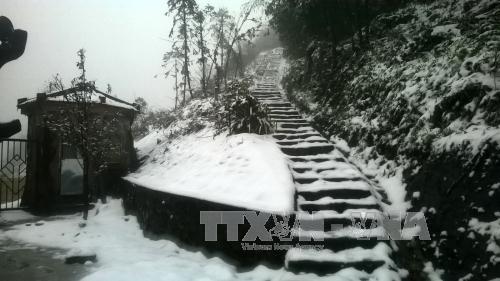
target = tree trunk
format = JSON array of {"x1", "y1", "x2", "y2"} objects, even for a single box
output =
[
  {"x1": 200, "y1": 23, "x2": 207, "y2": 97},
  {"x1": 82, "y1": 156, "x2": 90, "y2": 220},
  {"x1": 174, "y1": 60, "x2": 179, "y2": 109},
  {"x1": 219, "y1": 16, "x2": 225, "y2": 90},
  {"x1": 182, "y1": 5, "x2": 193, "y2": 100}
]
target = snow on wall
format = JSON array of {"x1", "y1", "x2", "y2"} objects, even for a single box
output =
[{"x1": 125, "y1": 127, "x2": 295, "y2": 214}]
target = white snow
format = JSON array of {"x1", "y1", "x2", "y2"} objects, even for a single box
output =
[
  {"x1": 433, "y1": 125, "x2": 500, "y2": 155},
  {"x1": 0, "y1": 199, "x2": 403, "y2": 281},
  {"x1": 431, "y1": 24, "x2": 461, "y2": 37},
  {"x1": 298, "y1": 196, "x2": 378, "y2": 206},
  {"x1": 423, "y1": 261, "x2": 444, "y2": 281},
  {"x1": 296, "y1": 180, "x2": 371, "y2": 193},
  {"x1": 285, "y1": 244, "x2": 400, "y2": 280},
  {"x1": 125, "y1": 127, "x2": 295, "y2": 214},
  {"x1": 0, "y1": 199, "x2": 290, "y2": 281},
  {"x1": 344, "y1": 144, "x2": 410, "y2": 216},
  {"x1": 286, "y1": 243, "x2": 392, "y2": 263},
  {"x1": 468, "y1": 217, "x2": 500, "y2": 261},
  {"x1": 19, "y1": 91, "x2": 138, "y2": 111},
  {"x1": 331, "y1": 136, "x2": 351, "y2": 155},
  {"x1": 0, "y1": 199, "x2": 22, "y2": 209},
  {"x1": 0, "y1": 210, "x2": 37, "y2": 224}
]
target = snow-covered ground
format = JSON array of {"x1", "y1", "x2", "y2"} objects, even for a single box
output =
[
  {"x1": 0, "y1": 199, "x2": 281, "y2": 281},
  {"x1": 0, "y1": 199, "x2": 384, "y2": 281},
  {"x1": 0, "y1": 209, "x2": 37, "y2": 225},
  {"x1": 125, "y1": 126, "x2": 295, "y2": 214}
]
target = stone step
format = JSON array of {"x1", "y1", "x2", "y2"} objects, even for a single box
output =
[
  {"x1": 277, "y1": 139, "x2": 328, "y2": 146},
  {"x1": 298, "y1": 189, "x2": 373, "y2": 201},
  {"x1": 279, "y1": 142, "x2": 330, "y2": 149},
  {"x1": 252, "y1": 92, "x2": 281, "y2": 95},
  {"x1": 286, "y1": 258, "x2": 385, "y2": 276},
  {"x1": 271, "y1": 119, "x2": 308, "y2": 123},
  {"x1": 289, "y1": 156, "x2": 342, "y2": 163},
  {"x1": 268, "y1": 108, "x2": 295, "y2": 112},
  {"x1": 292, "y1": 231, "x2": 381, "y2": 252},
  {"x1": 265, "y1": 102, "x2": 292, "y2": 107},
  {"x1": 258, "y1": 97, "x2": 282, "y2": 101},
  {"x1": 293, "y1": 237, "x2": 381, "y2": 253},
  {"x1": 296, "y1": 214, "x2": 380, "y2": 231},
  {"x1": 299, "y1": 201, "x2": 380, "y2": 213},
  {"x1": 280, "y1": 144, "x2": 335, "y2": 156},
  {"x1": 254, "y1": 93, "x2": 281, "y2": 97},
  {"x1": 267, "y1": 109, "x2": 298, "y2": 113},
  {"x1": 285, "y1": 246, "x2": 388, "y2": 276},
  {"x1": 256, "y1": 97, "x2": 282, "y2": 101},
  {"x1": 273, "y1": 133, "x2": 322, "y2": 140},
  {"x1": 268, "y1": 114, "x2": 302, "y2": 119},
  {"x1": 292, "y1": 168, "x2": 362, "y2": 180},
  {"x1": 255, "y1": 96, "x2": 282, "y2": 100},
  {"x1": 276, "y1": 129, "x2": 316, "y2": 134},
  {"x1": 279, "y1": 123, "x2": 314, "y2": 129},
  {"x1": 296, "y1": 180, "x2": 371, "y2": 192},
  {"x1": 291, "y1": 160, "x2": 352, "y2": 171}
]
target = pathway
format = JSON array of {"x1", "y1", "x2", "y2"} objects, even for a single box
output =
[{"x1": 251, "y1": 49, "x2": 395, "y2": 276}]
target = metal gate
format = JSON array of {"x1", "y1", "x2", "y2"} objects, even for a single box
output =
[{"x1": 0, "y1": 139, "x2": 30, "y2": 210}]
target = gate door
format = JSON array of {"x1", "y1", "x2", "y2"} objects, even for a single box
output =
[{"x1": 0, "y1": 139, "x2": 30, "y2": 210}]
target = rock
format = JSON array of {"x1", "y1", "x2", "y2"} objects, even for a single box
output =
[{"x1": 64, "y1": 255, "x2": 97, "y2": 265}]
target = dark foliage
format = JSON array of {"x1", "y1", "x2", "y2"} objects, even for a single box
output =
[
  {"x1": 216, "y1": 79, "x2": 273, "y2": 135},
  {"x1": 265, "y1": 0, "x2": 404, "y2": 58}
]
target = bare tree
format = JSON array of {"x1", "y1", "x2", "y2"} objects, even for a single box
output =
[
  {"x1": 166, "y1": 0, "x2": 198, "y2": 103},
  {"x1": 163, "y1": 46, "x2": 185, "y2": 106},
  {"x1": 222, "y1": 0, "x2": 265, "y2": 85},
  {"x1": 208, "y1": 8, "x2": 233, "y2": 98},
  {"x1": 194, "y1": 6, "x2": 213, "y2": 97}
]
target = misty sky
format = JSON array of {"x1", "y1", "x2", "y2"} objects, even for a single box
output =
[{"x1": 0, "y1": 0, "x2": 246, "y2": 137}]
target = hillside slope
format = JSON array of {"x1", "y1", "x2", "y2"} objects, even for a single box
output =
[{"x1": 278, "y1": 0, "x2": 500, "y2": 279}]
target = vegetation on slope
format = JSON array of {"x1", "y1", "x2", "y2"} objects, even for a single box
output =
[
  {"x1": 132, "y1": 78, "x2": 273, "y2": 141},
  {"x1": 267, "y1": 0, "x2": 500, "y2": 279}
]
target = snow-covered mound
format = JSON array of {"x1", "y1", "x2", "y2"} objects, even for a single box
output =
[{"x1": 125, "y1": 99, "x2": 294, "y2": 214}]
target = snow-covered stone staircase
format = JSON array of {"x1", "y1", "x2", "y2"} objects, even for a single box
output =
[{"x1": 250, "y1": 50, "x2": 395, "y2": 277}]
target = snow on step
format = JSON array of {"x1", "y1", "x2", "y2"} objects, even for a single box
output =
[
  {"x1": 292, "y1": 225, "x2": 386, "y2": 240},
  {"x1": 252, "y1": 50, "x2": 393, "y2": 277},
  {"x1": 273, "y1": 133, "x2": 323, "y2": 141},
  {"x1": 292, "y1": 169, "x2": 362, "y2": 181},
  {"x1": 296, "y1": 209, "x2": 383, "y2": 220},
  {"x1": 286, "y1": 243, "x2": 392, "y2": 265},
  {"x1": 279, "y1": 141, "x2": 333, "y2": 148},
  {"x1": 279, "y1": 140, "x2": 330, "y2": 147},
  {"x1": 298, "y1": 196, "x2": 380, "y2": 213},
  {"x1": 288, "y1": 151, "x2": 346, "y2": 161},
  {"x1": 278, "y1": 136, "x2": 328, "y2": 144},
  {"x1": 267, "y1": 108, "x2": 297, "y2": 112},
  {"x1": 296, "y1": 180, "x2": 372, "y2": 193},
  {"x1": 291, "y1": 159, "x2": 353, "y2": 170},
  {"x1": 270, "y1": 118, "x2": 309, "y2": 123},
  {"x1": 297, "y1": 196, "x2": 378, "y2": 206}
]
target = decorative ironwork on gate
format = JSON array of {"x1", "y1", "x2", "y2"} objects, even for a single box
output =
[{"x1": 0, "y1": 139, "x2": 30, "y2": 210}]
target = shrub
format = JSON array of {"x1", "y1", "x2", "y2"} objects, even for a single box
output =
[
  {"x1": 216, "y1": 78, "x2": 274, "y2": 135},
  {"x1": 132, "y1": 109, "x2": 176, "y2": 139}
]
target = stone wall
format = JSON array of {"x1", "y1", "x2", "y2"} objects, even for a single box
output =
[{"x1": 120, "y1": 180, "x2": 290, "y2": 269}]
